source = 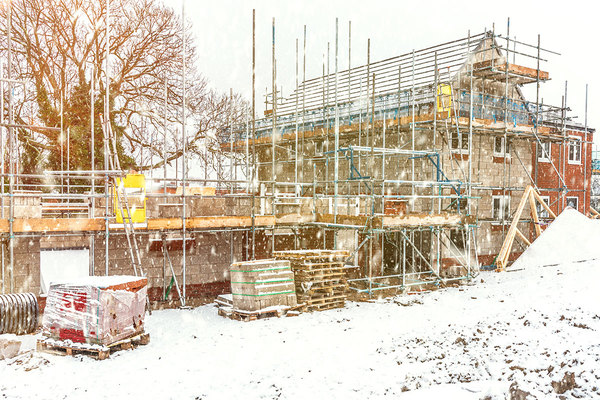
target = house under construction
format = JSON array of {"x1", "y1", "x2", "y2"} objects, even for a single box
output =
[{"x1": 0, "y1": 22, "x2": 593, "y2": 305}]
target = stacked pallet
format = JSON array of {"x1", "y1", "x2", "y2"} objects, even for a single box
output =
[
  {"x1": 273, "y1": 249, "x2": 350, "y2": 311},
  {"x1": 229, "y1": 259, "x2": 297, "y2": 316}
]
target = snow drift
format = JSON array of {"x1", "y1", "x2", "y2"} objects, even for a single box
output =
[{"x1": 511, "y1": 207, "x2": 600, "y2": 269}]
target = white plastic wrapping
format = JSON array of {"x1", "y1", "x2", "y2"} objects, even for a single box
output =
[{"x1": 41, "y1": 276, "x2": 147, "y2": 345}]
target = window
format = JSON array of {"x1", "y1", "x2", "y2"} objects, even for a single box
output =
[
  {"x1": 493, "y1": 136, "x2": 510, "y2": 157},
  {"x1": 315, "y1": 141, "x2": 324, "y2": 155},
  {"x1": 449, "y1": 229, "x2": 465, "y2": 250},
  {"x1": 568, "y1": 136, "x2": 581, "y2": 164},
  {"x1": 566, "y1": 196, "x2": 578, "y2": 210},
  {"x1": 537, "y1": 141, "x2": 551, "y2": 162},
  {"x1": 450, "y1": 130, "x2": 468, "y2": 151},
  {"x1": 536, "y1": 195, "x2": 550, "y2": 219},
  {"x1": 492, "y1": 195, "x2": 511, "y2": 221},
  {"x1": 452, "y1": 198, "x2": 468, "y2": 213}
]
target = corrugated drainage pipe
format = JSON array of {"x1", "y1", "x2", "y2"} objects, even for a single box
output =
[{"x1": 0, "y1": 293, "x2": 38, "y2": 335}]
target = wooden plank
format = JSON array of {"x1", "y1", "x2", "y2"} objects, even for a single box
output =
[
  {"x1": 528, "y1": 189, "x2": 542, "y2": 237},
  {"x1": 149, "y1": 215, "x2": 276, "y2": 230},
  {"x1": 147, "y1": 218, "x2": 182, "y2": 230},
  {"x1": 495, "y1": 186, "x2": 559, "y2": 271},
  {"x1": 224, "y1": 108, "x2": 561, "y2": 152},
  {"x1": 37, "y1": 331, "x2": 149, "y2": 360},
  {"x1": 383, "y1": 212, "x2": 463, "y2": 227},
  {"x1": 275, "y1": 213, "x2": 315, "y2": 225},
  {"x1": 472, "y1": 60, "x2": 549, "y2": 81},
  {"x1": 495, "y1": 186, "x2": 532, "y2": 270},
  {"x1": 0, "y1": 218, "x2": 105, "y2": 233},
  {"x1": 1, "y1": 215, "x2": 276, "y2": 233},
  {"x1": 515, "y1": 228, "x2": 531, "y2": 246},
  {"x1": 315, "y1": 212, "x2": 464, "y2": 228},
  {"x1": 530, "y1": 189, "x2": 557, "y2": 219},
  {"x1": 274, "y1": 249, "x2": 349, "y2": 258}
]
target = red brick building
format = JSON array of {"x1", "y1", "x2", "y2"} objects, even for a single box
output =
[{"x1": 534, "y1": 126, "x2": 594, "y2": 217}]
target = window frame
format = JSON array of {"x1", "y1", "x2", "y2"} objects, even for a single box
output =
[
  {"x1": 449, "y1": 228, "x2": 466, "y2": 251},
  {"x1": 568, "y1": 136, "x2": 582, "y2": 165},
  {"x1": 315, "y1": 140, "x2": 324, "y2": 156},
  {"x1": 492, "y1": 195, "x2": 511, "y2": 223},
  {"x1": 493, "y1": 136, "x2": 511, "y2": 158},
  {"x1": 451, "y1": 197, "x2": 468, "y2": 213},
  {"x1": 537, "y1": 195, "x2": 550, "y2": 219},
  {"x1": 537, "y1": 141, "x2": 551, "y2": 163},
  {"x1": 566, "y1": 196, "x2": 578, "y2": 211},
  {"x1": 450, "y1": 130, "x2": 469, "y2": 153}
]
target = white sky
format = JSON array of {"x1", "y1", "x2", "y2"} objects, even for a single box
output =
[{"x1": 165, "y1": 0, "x2": 597, "y2": 143}]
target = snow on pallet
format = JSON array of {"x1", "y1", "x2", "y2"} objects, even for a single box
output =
[
  {"x1": 216, "y1": 303, "x2": 306, "y2": 322},
  {"x1": 215, "y1": 294, "x2": 233, "y2": 308},
  {"x1": 36, "y1": 331, "x2": 150, "y2": 360},
  {"x1": 217, "y1": 306, "x2": 287, "y2": 322}
]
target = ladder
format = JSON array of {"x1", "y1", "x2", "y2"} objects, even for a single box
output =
[{"x1": 101, "y1": 115, "x2": 144, "y2": 278}]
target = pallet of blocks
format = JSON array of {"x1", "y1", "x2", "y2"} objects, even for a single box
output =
[
  {"x1": 273, "y1": 249, "x2": 350, "y2": 311},
  {"x1": 38, "y1": 276, "x2": 150, "y2": 359},
  {"x1": 223, "y1": 259, "x2": 298, "y2": 321}
]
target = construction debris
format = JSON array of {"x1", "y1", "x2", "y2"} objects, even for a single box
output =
[
  {"x1": 0, "y1": 335, "x2": 22, "y2": 360},
  {"x1": 274, "y1": 250, "x2": 350, "y2": 311}
]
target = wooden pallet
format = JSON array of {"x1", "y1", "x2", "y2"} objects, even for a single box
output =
[
  {"x1": 217, "y1": 302, "x2": 308, "y2": 321},
  {"x1": 275, "y1": 250, "x2": 350, "y2": 313},
  {"x1": 296, "y1": 288, "x2": 347, "y2": 301},
  {"x1": 273, "y1": 250, "x2": 350, "y2": 260},
  {"x1": 297, "y1": 283, "x2": 348, "y2": 296},
  {"x1": 37, "y1": 332, "x2": 150, "y2": 360},
  {"x1": 215, "y1": 294, "x2": 233, "y2": 308},
  {"x1": 218, "y1": 306, "x2": 287, "y2": 322},
  {"x1": 297, "y1": 292, "x2": 346, "y2": 311},
  {"x1": 307, "y1": 301, "x2": 345, "y2": 311}
]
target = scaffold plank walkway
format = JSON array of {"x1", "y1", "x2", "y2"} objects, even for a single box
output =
[{"x1": 0, "y1": 215, "x2": 276, "y2": 233}]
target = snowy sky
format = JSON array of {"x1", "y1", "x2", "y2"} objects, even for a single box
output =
[{"x1": 163, "y1": 0, "x2": 597, "y2": 144}]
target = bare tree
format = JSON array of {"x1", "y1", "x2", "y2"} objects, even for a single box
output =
[{"x1": 0, "y1": 0, "x2": 246, "y2": 177}]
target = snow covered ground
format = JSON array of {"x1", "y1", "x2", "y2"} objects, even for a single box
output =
[{"x1": 1, "y1": 257, "x2": 599, "y2": 399}]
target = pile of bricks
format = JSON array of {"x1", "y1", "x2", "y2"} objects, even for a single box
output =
[{"x1": 229, "y1": 259, "x2": 297, "y2": 312}]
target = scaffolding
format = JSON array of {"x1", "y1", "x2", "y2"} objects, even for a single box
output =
[
  {"x1": 221, "y1": 18, "x2": 592, "y2": 295},
  {"x1": 0, "y1": 15, "x2": 594, "y2": 302}
]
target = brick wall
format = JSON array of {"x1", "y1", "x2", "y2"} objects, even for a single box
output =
[{"x1": 535, "y1": 129, "x2": 593, "y2": 215}]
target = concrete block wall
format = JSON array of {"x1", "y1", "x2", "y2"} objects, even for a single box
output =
[
  {"x1": 40, "y1": 235, "x2": 90, "y2": 250},
  {"x1": 94, "y1": 195, "x2": 253, "y2": 219},
  {"x1": 1, "y1": 237, "x2": 41, "y2": 294},
  {"x1": 1, "y1": 192, "x2": 42, "y2": 218},
  {"x1": 92, "y1": 230, "x2": 247, "y2": 302}
]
